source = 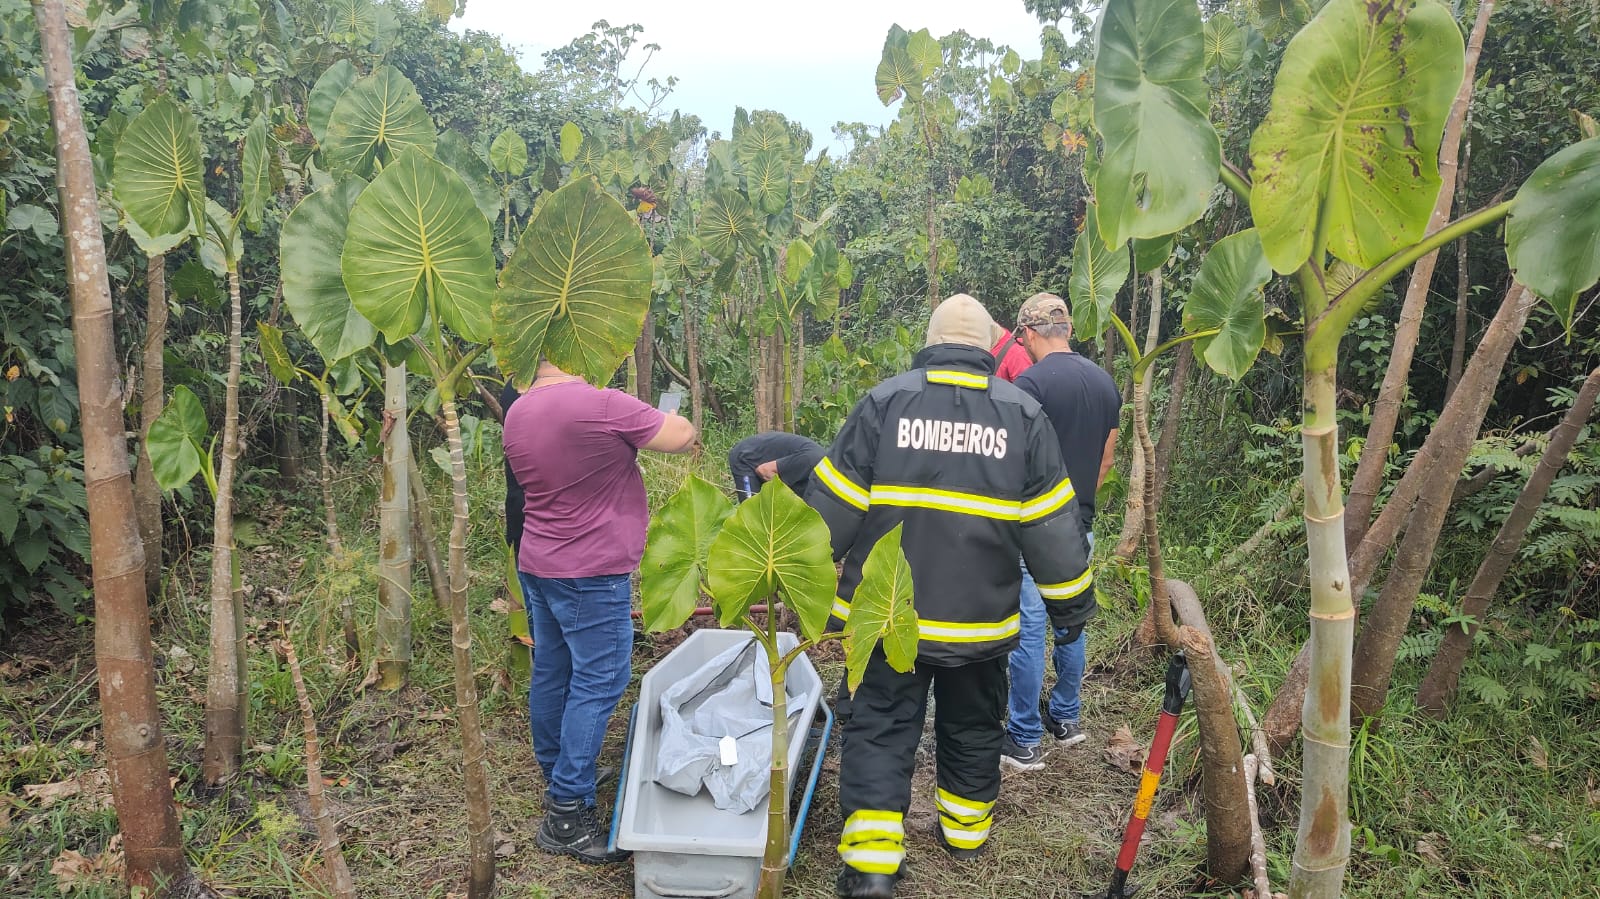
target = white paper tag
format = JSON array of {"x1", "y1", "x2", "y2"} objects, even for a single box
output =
[{"x1": 719, "y1": 735, "x2": 738, "y2": 767}]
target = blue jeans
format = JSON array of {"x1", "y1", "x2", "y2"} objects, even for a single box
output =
[
  {"x1": 520, "y1": 572, "x2": 633, "y2": 806},
  {"x1": 1006, "y1": 544, "x2": 1090, "y2": 747}
]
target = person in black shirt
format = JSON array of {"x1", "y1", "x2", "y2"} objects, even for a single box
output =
[
  {"x1": 726, "y1": 431, "x2": 826, "y2": 501},
  {"x1": 999, "y1": 292, "x2": 1121, "y2": 771}
]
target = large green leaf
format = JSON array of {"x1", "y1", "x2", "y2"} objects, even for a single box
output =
[
  {"x1": 843, "y1": 524, "x2": 920, "y2": 691},
  {"x1": 1182, "y1": 228, "x2": 1270, "y2": 380},
  {"x1": 559, "y1": 122, "x2": 583, "y2": 163},
  {"x1": 327, "y1": 0, "x2": 376, "y2": 45},
  {"x1": 745, "y1": 150, "x2": 791, "y2": 215},
  {"x1": 875, "y1": 48, "x2": 924, "y2": 105},
  {"x1": 147, "y1": 384, "x2": 208, "y2": 490},
  {"x1": 906, "y1": 29, "x2": 941, "y2": 78},
  {"x1": 257, "y1": 322, "x2": 297, "y2": 385},
  {"x1": 640, "y1": 476, "x2": 734, "y2": 633},
  {"x1": 661, "y1": 234, "x2": 701, "y2": 277},
  {"x1": 240, "y1": 113, "x2": 273, "y2": 232},
  {"x1": 698, "y1": 190, "x2": 756, "y2": 261},
  {"x1": 280, "y1": 178, "x2": 376, "y2": 361},
  {"x1": 1505, "y1": 137, "x2": 1600, "y2": 331},
  {"x1": 598, "y1": 149, "x2": 635, "y2": 187},
  {"x1": 113, "y1": 96, "x2": 204, "y2": 239},
  {"x1": 571, "y1": 134, "x2": 606, "y2": 172},
  {"x1": 323, "y1": 65, "x2": 436, "y2": 178},
  {"x1": 1092, "y1": 0, "x2": 1219, "y2": 249},
  {"x1": 493, "y1": 176, "x2": 652, "y2": 387},
  {"x1": 489, "y1": 127, "x2": 528, "y2": 176},
  {"x1": 342, "y1": 150, "x2": 495, "y2": 344},
  {"x1": 434, "y1": 130, "x2": 499, "y2": 227},
  {"x1": 308, "y1": 59, "x2": 357, "y2": 145},
  {"x1": 706, "y1": 478, "x2": 837, "y2": 643},
  {"x1": 1068, "y1": 207, "x2": 1131, "y2": 340},
  {"x1": 1202, "y1": 16, "x2": 1244, "y2": 72},
  {"x1": 1248, "y1": 0, "x2": 1463, "y2": 273},
  {"x1": 1132, "y1": 234, "x2": 1174, "y2": 272},
  {"x1": 737, "y1": 117, "x2": 791, "y2": 164}
]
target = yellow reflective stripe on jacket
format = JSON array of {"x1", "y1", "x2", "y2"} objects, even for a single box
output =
[
  {"x1": 869, "y1": 485, "x2": 1022, "y2": 521},
  {"x1": 1037, "y1": 570, "x2": 1093, "y2": 600},
  {"x1": 1020, "y1": 476, "x2": 1076, "y2": 522},
  {"x1": 926, "y1": 369, "x2": 990, "y2": 389},
  {"x1": 919, "y1": 613, "x2": 1020, "y2": 643},
  {"x1": 839, "y1": 810, "x2": 905, "y2": 875},
  {"x1": 831, "y1": 597, "x2": 852, "y2": 622},
  {"x1": 814, "y1": 457, "x2": 868, "y2": 510}
]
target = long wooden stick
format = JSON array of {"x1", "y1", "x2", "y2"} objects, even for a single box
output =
[
  {"x1": 283, "y1": 637, "x2": 355, "y2": 899},
  {"x1": 1244, "y1": 754, "x2": 1274, "y2": 899}
]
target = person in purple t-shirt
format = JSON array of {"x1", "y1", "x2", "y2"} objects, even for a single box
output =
[{"x1": 503, "y1": 358, "x2": 697, "y2": 864}]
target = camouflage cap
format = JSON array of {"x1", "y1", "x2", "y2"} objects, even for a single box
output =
[{"x1": 1016, "y1": 292, "x2": 1071, "y2": 328}]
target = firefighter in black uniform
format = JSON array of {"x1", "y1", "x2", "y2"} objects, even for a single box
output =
[{"x1": 807, "y1": 294, "x2": 1095, "y2": 898}]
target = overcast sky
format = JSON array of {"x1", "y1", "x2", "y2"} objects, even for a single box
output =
[{"x1": 451, "y1": 1, "x2": 1047, "y2": 149}]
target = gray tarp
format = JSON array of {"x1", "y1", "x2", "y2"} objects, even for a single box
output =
[{"x1": 652, "y1": 636, "x2": 816, "y2": 814}]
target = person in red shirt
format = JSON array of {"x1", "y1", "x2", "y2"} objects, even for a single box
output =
[{"x1": 990, "y1": 321, "x2": 1034, "y2": 383}]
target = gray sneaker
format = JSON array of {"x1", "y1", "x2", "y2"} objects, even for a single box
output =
[
  {"x1": 999, "y1": 734, "x2": 1047, "y2": 771},
  {"x1": 1045, "y1": 713, "x2": 1086, "y2": 747}
]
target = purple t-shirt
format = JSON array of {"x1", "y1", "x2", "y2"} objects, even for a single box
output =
[{"x1": 503, "y1": 381, "x2": 666, "y2": 578}]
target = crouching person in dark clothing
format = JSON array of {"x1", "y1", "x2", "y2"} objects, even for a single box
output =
[
  {"x1": 807, "y1": 294, "x2": 1095, "y2": 898},
  {"x1": 727, "y1": 431, "x2": 826, "y2": 501}
]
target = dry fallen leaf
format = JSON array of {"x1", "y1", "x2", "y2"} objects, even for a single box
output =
[
  {"x1": 1528, "y1": 736, "x2": 1549, "y2": 771},
  {"x1": 24, "y1": 780, "x2": 82, "y2": 808},
  {"x1": 494, "y1": 831, "x2": 516, "y2": 858},
  {"x1": 1102, "y1": 723, "x2": 1146, "y2": 774},
  {"x1": 166, "y1": 645, "x2": 195, "y2": 675},
  {"x1": 0, "y1": 655, "x2": 53, "y2": 679},
  {"x1": 49, "y1": 837, "x2": 122, "y2": 894},
  {"x1": 488, "y1": 596, "x2": 513, "y2": 615},
  {"x1": 1416, "y1": 835, "x2": 1447, "y2": 868},
  {"x1": 1586, "y1": 775, "x2": 1599, "y2": 809}
]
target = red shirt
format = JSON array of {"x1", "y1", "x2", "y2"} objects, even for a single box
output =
[{"x1": 991, "y1": 328, "x2": 1033, "y2": 382}]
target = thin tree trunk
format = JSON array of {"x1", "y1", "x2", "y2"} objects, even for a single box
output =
[
  {"x1": 1289, "y1": 343, "x2": 1354, "y2": 899},
  {"x1": 756, "y1": 614, "x2": 791, "y2": 898},
  {"x1": 318, "y1": 390, "x2": 343, "y2": 556},
  {"x1": 925, "y1": 185, "x2": 939, "y2": 308},
  {"x1": 1118, "y1": 275, "x2": 1162, "y2": 562},
  {"x1": 686, "y1": 298, "x2": 704, "y2": 430},
  {"x1": 1416, "y1": 365, "x2": 1600, "y2": 714},
  {"x1": 1444, "y1": 109, "x2": 1475, "y2": 402},
  {"x1": 634, "y1": 310, "x2": 654, "y2": 400},
  {"x1": 1122, "y1": 274, "x2": 1141, "y2": 404},
  {"x1": 1151, "y1": 342, "x2": 1194, "y2": 512},
  {"x1": 1169, "y1": 581, "x2": 1251, "y2": 883},
  {"x1": 1136, "y1": 272, "x2": 1178, "y2": 647},
  {"x1": 202, "y1": 264, "x2": 246, "y2": 787},
  {"x1": 408, "y1": 449, "x2": 450, "y2": 611},
  {"x1": 439, "y1": 390, "x2": 495, "y2": 898},
  {"x1": 1348, "y1": 286, "x2": 1537, "y2": 721},
  {"x1": 1266, "y1": 283, "x2": 1537, "y2": 745},
  {"x1": 1343, "y1": 0, "x2": 1495, "y2": 549},
  {"x1": 283, "y1": 637, "x2": 355, "y2": 899},
  {"x1": 376, "y1": 363, "x2": 413, "y2": 691},
  {"x1": 790, "y1": 316, "x2": 804, "y2": 431},
  {"x1": 277, "y1": 385, "x2": 303, "y2": 481},
  {"x1": 135, "y1": 252, "x2": 167, "y2": 599},
  {"x1": 36, "y1": 1, "x2": 190, "y2": 888},
  {"x1": 755, "y1": 332, "x2": 772, "y2": 431}
]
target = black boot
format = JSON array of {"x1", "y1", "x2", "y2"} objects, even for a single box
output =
[
  {"x1": 536, "y1": 798, "x2": 630, "y2": 864},
  {"x1": 835, "y1": 866, "x2": 901, "y2": 898}
]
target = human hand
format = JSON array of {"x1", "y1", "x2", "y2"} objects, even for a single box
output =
[{"x1": 755, "y1": 460, "x2": 779, "y2": 481}]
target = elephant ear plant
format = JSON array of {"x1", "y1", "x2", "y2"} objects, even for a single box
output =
[
  {"x1": 641, "y1": 477, "x2": 919, "y2": 899},
  {"x1": 1079, "y1": 0, "x2": 1600, "y2": 894}
]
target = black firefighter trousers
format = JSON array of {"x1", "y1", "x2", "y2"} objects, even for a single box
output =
[{"x1": 836, "y1": 649, "x2": 1008, "y2": 875}]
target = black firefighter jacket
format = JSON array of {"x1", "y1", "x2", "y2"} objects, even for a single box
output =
[{"x1": 806, "y1": 343, "x2": 1095, "y2": 666}]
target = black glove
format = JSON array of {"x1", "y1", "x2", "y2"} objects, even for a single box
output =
[{"x1": 1054, "y1": 624, "x2": 1083, "y2": 646}]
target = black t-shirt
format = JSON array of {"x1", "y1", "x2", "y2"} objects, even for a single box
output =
[
  {"x1": 501, "y1": 381, "x2": 526, "y2": 552},
  {"x1": 1014, "y1": 352, "x2": 1121, "y2": 529},
  {"x1": 728, "y1": 432, "x2": 826, "y2": 501}
]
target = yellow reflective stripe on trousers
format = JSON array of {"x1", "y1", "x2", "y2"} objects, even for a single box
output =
[
  {"x1": 1037, "y1": 569, "x2": 1093, "y2": 600},
  {"x1": 869, "y1": 485, "x2": 1022, "y2": 521},
  {"x1": 935, "y1": 787, "x2": 994, "y2": 820},
  {"x1": 814, "y1": 457, "x2": 869, "y2": 510},
  {"x1": 831, "y1": 597, "x2": 852, "y2": 622},
  {"x1": 918, "y1": 613, "x2": 1021, "y2": 643},
  {"x1": 935, "y1": 788, "x2": 994, "y2": 849},
  {"x1": 1020, "y1": 476, "x2": 1076, "y2": 522},
  {"x1": 926, "y1": 369, "x2": 990, "y2": 389},
  {"x1": 840, "y1": 810, "x2": 905, "y2": 875}
]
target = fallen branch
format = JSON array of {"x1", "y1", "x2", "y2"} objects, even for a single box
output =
[
  {"x1": 282, "y1": 636, "x2": 355, "y2": 899},
  {"x1": 1232, "y1": 674, "x2": 1275, "y2": 787},
  {"x1": 1218, "y1": 482, "x2": 1301, "y2": 573},
  {"x1": 1243, "y1": 754, "x2": 1275, "y2": 899}
]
